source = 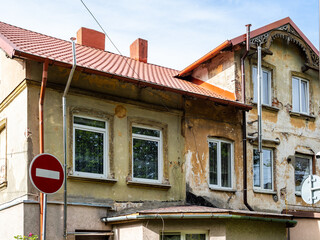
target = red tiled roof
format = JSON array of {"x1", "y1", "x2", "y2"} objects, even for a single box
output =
[
  {"x1": 179, "y1": 17, "x2": 319, "y2": 77},
  {"x1": 0, "y1": 21, "x2": 250, "y2": 110}
]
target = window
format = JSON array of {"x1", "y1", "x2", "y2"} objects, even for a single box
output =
[
  {"x1": 295, "y1": 154, "x2": 312, "y2": 193},
  {"x1": 0, "y1": 122, "x2": 6, "y2": 186},
  {"x1": 253, "y1": 148, "x2": 273, "y2": 191},
  {"x1": 252, "y1": 66, "x2": 272, "y2": 105},
  {"x1": 73, "y1": 116, "x2": 108, "y2": 179},
  {"x1": 292, "y1": 77, "x2": 309, "y2": 114},
  {"x1": 132, "y1": 126, "x2": 162, "y2": 182},
  {"x1": 208, "y1": 139, "x2": 233, "y2": 189},
  {"x1": 161, "y1": 232, "x2": 207, "y2": 240}
]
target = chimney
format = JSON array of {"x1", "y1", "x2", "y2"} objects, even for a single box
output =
[
  {"x1": 77, "y1": 27, "x2": 105, "y2": 50},
  {"x1": 130, "y1": 38, "x2": 148, "y2": 63}
]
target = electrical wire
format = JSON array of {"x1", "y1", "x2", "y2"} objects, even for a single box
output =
[{"x1": 80, "y1": 0, "x2": 171, "y2": 112}]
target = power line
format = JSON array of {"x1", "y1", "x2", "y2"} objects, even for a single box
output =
[{"x1": 80, "y1": 0, "x2": 171, "y2": 112}]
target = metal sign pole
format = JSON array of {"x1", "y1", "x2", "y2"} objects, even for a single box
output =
[{"x1": 42, "y1": 193, "x2": 47, "y2": 240}]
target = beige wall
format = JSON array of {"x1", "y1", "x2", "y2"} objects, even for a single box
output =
[
  {"x1": 290, "y1": 218, "x2": 320, "y2": 240},
  {"x1": 0, "y1": 86, "x2": 29, "y2": 204},
  {"x1": 25, "y1": 65, "x2": 186, "y2": 206},
  {"x1": 184, "y1": 97, "x2": 244, "y2": 209},
  {"x1": 0, "y1": 203, "x2": 24, "y2": 240},
  {"x1": 242, "y1": 38, "x2": 320, "y2": 212},
  {"x1": 0, "y1": 50, "x2": 26, "y2": 103},
  {"x1": 114, "y1": 218, "x2": 286, "y2": 240}
]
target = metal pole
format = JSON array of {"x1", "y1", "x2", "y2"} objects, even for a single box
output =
[
  {"x1": 42, "y1": 193, "x2": 47, "y2": 240},
  {"x1": 257, "y1": 45, "x2": 263, "y2": 159},
  {"x1": 63, "y1": 38, "x2": 77, "y2": 238}
]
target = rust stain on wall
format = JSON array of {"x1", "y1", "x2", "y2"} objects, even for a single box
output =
[{"x1": 115, "y1": 105, "x2": 127, "y2": 118}]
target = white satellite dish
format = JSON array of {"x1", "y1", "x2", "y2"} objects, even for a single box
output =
[{"x1": 301, "y1": 175, "x2": 320, "y2": 204}]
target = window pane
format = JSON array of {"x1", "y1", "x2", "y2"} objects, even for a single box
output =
[
  {"x1": 253, "y1": 149, "x2": 260, "y2": 187},
  {"x1": 221, "y1": 142, "x2": 231, "y2": 188},
  {"x1": 74, "y1": 117, "x2": 105, "y2": 128},
  {"x1": 252, "y1": 67, "x2": 257, "y2": 102},
  {"x1": 133, "y1": 138, "x2": 158, "y2": 180},
  {"x1": 75, "y1": 129, "x2": 104, "y2": 174},
  {"x1": 132, "y1": 127, "x2": 160, "y2": 137},
  {"x1": 186, "y1": 234, "x2": 206, "y2": 240},
  {"x1": 292, "y1": 78, "x2": 300, "y2": 112},
  {"x1": 295, "y1": 157, "x2": 311, "y2": 192},
  {"x1": 209, "y1": 142, "x2": 218, "y2": 185},
  {"x1": 161, "y1": 234, "x2": 181, "y2": 240},
  {"x1": 263, "y1": 149, "x2": 272, "y2": 190},
  {"x1": 262, "y1": 71, "x2": 270, "y2": 105},
  {"x1": 301, "y1": 80, "x2": 308, "y2": 113}
]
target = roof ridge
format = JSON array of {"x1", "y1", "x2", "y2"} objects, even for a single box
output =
[{"x1": 0, "y1": 21, "x2": 180, "y2": 72}]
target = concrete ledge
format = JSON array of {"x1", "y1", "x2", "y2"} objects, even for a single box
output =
[{"x1": 127, "y1": 180, "x2": 171, "y2": 190}]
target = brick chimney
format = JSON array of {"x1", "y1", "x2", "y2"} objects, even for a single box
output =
[
  {"x1": 77, "y1": 27, "x2": 105, "y2": 50},
  {"x1": 130, "y1": 38, "x2": 148, "y2": 63}
]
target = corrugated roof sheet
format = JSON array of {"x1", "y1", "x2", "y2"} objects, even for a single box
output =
[{"x1": 0, "y1": 21, "x2": 249, "y2": 108}]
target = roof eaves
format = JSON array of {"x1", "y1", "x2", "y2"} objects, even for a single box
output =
[
  {"x1": 11, "y1": 49, "x2": 251, "y2": 110},
  {"x1": 0, "y1": 32, "x2": 17, "y2": 58}
]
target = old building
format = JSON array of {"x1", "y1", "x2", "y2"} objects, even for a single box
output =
[
  {"x1": 0, "y1": 19, "x2": 303, "y2": 240},
  {"x1": 178, "y1": 17, "x2": 319, "y2": 240}
]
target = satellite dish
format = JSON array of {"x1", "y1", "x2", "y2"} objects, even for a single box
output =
[{"x1": 301, "y1": 175, "x2": 320, "y2": 204}]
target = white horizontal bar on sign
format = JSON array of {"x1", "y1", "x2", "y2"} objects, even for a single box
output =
[{"x1": 36, "y1": 168, "x2": 60, "y2": 180}]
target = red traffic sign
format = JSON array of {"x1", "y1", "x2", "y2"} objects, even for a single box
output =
[{"x1": 29, "y1": 153, "x2": 64, "y2": 194}]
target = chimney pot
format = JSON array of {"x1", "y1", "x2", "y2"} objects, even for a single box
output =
[
  {"x1": 130, "y1": 38, "x2": 148, "y2": 63},
  {"x1": 77, "y1": 27, "x2": 105, "y2": 50}
]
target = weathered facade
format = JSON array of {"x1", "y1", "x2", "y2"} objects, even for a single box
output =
[
  {"x1": 179, "y1": 17, "x2": 320, "y2": 239},
  {"x1": 0, "y1": 18, "x2": 304, "y2": 240}
]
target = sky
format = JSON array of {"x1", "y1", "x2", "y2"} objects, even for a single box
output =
[{"x1": 1, "y1": 0, "x2": 319, "y2": 70}]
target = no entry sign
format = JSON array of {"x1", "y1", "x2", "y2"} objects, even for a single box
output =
[{"x1": 29, "y1": 153, "x2": 64, "y2": 194}]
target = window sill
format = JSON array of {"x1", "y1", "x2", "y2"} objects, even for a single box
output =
[
  {"x1": 68, "y1": 175, "x2": 117, "y2": 184},
  {"x1": 295, "y1": 192, "x2": 302, "y2": 197},
  {"x1": 253, "y1": 189, "x2": 277, "y2": 195},
  {"x1": 209, "y1": 186, "x2": 236, "y2": 193},
  {"x1": 289, "y1": 111, "x2": 316, "y2": 121},
  {"x1": 127, "y1": 180, "x2": 171, "y2": 190},
  {"x1": 252, "y1": 103, "x2": 280, "y2": 112}
]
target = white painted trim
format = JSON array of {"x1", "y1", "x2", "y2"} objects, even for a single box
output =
[
  {"x1": 207, "y1": 138, "x2": 234, "y2": 189},
  {"x1": 253, "y1": 147, "x2": 274, "y2": 191},
  {"x1": 132, "y1": 125, "x2": 162, "y2": 183},
  {"x1": 72, "y1": 115, "x2": 108, "y2": 179},
  {"x1": 292, "y1": 77, "x2": 309, "y2": 114}
]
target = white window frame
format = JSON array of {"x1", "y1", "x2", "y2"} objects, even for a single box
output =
[
  {"x1": 132, "y1": 125, "x2": 162, "y2": 183},
  {"x1": 73, "y1": 115, "x2": 108, "y2": 179},
  {"x1": 161, "y1": 231, "x2": 208, "y2": 240},
  {"x1": 252, "y1": 66, "x2": 272, "y2": 106},
  {"x1": 292, "y1": 77, "x2": 309, "y2": 114},
  {"x1": 295, "y1": 154, "x2": 312, "y2": 194},
  {"x1": 208, "y1": 138, "x2": 234, "y2": 190},
  {"x1": 253, "y1": 148, "x2": 274, "y2": 192}
]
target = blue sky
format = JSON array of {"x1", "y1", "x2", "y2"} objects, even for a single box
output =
[{"x1": 1, "y1": 0, "x2": 318, "y2": 70}]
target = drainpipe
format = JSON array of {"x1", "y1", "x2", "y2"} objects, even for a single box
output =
[
  {"x1": 63, "y1": 37, "x2": 77, "y2": 238},
  {"x1": 241, "y1": 24, "x2": 254, "y2": 211},
  {"x1": 39, "y1": 59, "x2": 49, "y2": 240}
]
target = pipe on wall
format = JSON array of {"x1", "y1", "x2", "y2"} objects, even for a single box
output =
[
  {"x1": 241, "y1": 24, "x2": 254, "y2": 211},
  {"x1": 63, "y1": 37, "x2": 77, "y2": 238},
  {"x1": 39, "y1": 59, "x2": 49, "y2": 240}
]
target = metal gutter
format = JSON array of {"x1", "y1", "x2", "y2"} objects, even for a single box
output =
[
  {"x1": 102, "y1": 214, "x2": 297, "y2": 228},
  {"x1": 39, "y1": 59, "x2": 49, "y2": 240},
  {"x1": 63, "y1": 37, "x2": 77, "y2": 238},
  {"x1": 241, "y1": 24, "x2": 254, "y2": 212}
]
